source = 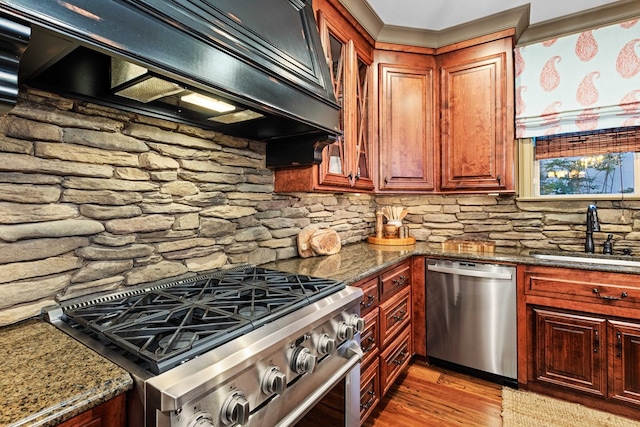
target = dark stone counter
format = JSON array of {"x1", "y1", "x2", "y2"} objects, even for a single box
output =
[{"x1": 264, "y1": 241, "x2": 640, "y2": 284}]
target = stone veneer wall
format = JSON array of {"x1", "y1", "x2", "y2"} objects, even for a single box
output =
[
  {"x1": 3, "y1": 88, "x2": 640, "y2": 326},
  {"x1": 0, "y1": 88, "x2": 376, "y2": 326},
  {"x1": 378, "y1": 194, "x2": 640, "y2": 253}
]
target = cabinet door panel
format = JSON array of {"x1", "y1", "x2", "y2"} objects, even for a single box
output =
[
  {"x1": 57, "y1": 394, "x2": 126, "y2": 427},
  {"x1": 534, "y1": 308, "x2": 606, "y2": 397},
  {"x1": 378, "y1": 61, "x2": 436, "y2": 191},
  {"x1": 609, "y1": 320, "x2": 640, "y2": 407},
  {"x1": 439, "y1": 38, "x2": 514, "y2": 192},
  {"x1": 360, "y1": 359, "x2": 380, "y2": 423}
]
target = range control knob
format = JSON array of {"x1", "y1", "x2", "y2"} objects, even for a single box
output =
[
  {"x1": 337, "y1": 322, "x2": 355, "y2": 341},
  {"x1": 349, "y1": 314, "x2": 366, "y2": 333},
  {"x1": 317, "y1": 333, "x2": 337, "y2": 355},
  {"x1": 291, "y1": 346, "x2": 317, "y2": 374},
  {"x1": 221, "y1": 391, "x2": 250, "y2": 426},
  {"x1": 187, "y1": 412, "x2": 215, "y2": 427},
  {"x1": 262, "y1": 366, "x2": 287, "y2": 395}
]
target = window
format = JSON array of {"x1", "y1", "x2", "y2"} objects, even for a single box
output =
[{"x1": 519, "y1": 127, "x2": 640, "y2": 199}]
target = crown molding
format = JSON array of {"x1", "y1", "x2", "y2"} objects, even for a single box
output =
[
  {"x1": 338, "y1": 0, "x2": 640, "y2": 48},
  {"x1": 339, "y1": 0, "x2": 528, "y2": 47},
  {"x1": 517, "y1": 0, "x2": 640, "y2": 45}
]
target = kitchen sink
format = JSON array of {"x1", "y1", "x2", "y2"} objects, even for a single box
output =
[{"x1": 531, "y1": 252, "x2": 640, "y2": 268}]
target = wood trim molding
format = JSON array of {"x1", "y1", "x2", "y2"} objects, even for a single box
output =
[
  {"x1": 339, "y1": 0, "x2": 528, "y2": 48},
  {"x1": 339, "y1": 0, "x2": 640, "y2": 48},
  {"x1": 517, "y1": 0, "x2": 640, "y2": 45}
]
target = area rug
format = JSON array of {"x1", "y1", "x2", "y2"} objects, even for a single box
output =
[{"x1": 501, "y1": 387, "x2": 640, "y2": 427}]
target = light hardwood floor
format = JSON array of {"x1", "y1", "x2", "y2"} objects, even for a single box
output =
[{"x1": 363, "y1": 360, "x2": 503, "y2": 427}]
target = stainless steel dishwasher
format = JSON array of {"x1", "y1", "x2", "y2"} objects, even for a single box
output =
[{"x1": 426, "y1": 259, "x2": 517, "y2": 382}]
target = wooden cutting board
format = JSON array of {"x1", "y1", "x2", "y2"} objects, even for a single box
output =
[
  {"x1": 297, "y1": 227, "x2": 317, "y2": 258},
  {"x1": 297, "y1": 226, "x2": 341, "y2": 258},
  {"x1": 309, "y1": 229, "x2": 341, "y2": 255},
  {"x1": 442, "y1": 238, "x2": 495, "y2": 253}
]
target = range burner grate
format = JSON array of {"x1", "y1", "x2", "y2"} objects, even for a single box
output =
[{"x1": 59, "y1": 266, "x2": 345, "y2": 374}]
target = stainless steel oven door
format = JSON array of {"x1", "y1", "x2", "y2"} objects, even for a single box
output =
[{"x1": 277, "y1": 340, "x2": 362, "y2": 427}]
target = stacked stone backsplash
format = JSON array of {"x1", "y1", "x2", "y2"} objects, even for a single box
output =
[
  {"x1": 378, "y1": 194, "x2": 640, "y2": 254},
  {"x1": 0, "y1": 88, "x2": 376, "y2": 326}
]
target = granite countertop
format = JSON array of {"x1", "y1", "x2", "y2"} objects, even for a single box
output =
[
  {"x1": 3, "y1": 241, "x2": 638, "y2": 427},
  {"x1": 264, "y1": 241, "x2": 640, "y2": 283},
  {"x1": 0, "y1": 319, "x2": 133, "y2": 427}
]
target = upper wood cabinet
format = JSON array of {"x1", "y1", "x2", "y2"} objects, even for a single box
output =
[
  {"x1": 273, "y1": 0, "x2": 373, "y2": 193},
  {"x1": 376, "y1": 49, "x2": 437, "y2": 192},
  {"x1": 438, "y1": 37, "x2": 515, "y2": 192},
  {"x1": 375, "y1": 33, "x2": 515, "y2": 194}
]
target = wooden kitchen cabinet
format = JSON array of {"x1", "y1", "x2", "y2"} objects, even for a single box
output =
[
  {"x1": 379, "y1": 328, "x2": 412, "y2": 395},
  {"x1": 608, "y1": 320, "x2": 640, "y2": 406},
  {"x1": 274, "y1": 0, "x2": 374, "y2": 193},
  {"x1": 534, "y1": 308, "x2": 606, "y2": 397},
  {"x1": 56, "y1": 394, "x2": 126, "y2": 427},
  {"x1": 378, "y1": 287, "x2": 411, "y2": 348},
  {"x1": 438, "y1": 36, "x2": 515, "y2": 192},
  {"x1": 352, "y1": 259, "x2": 412, "y2": 424},
  {"x1": 519, "y1": 265, "x2": 640, "y2": 419},
  {"x1": 375, "y1": 48, "x2": 437, "y2": 192},
  {"x1": 374, "y1": 31, "x2": 515, "y2": 194},
  {"x1": 359, "y1": 355, "x2": 380, "y2": 422}
]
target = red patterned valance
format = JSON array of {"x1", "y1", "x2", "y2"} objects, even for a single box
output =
[{"x1": 515, "y1": 19, "x2": 640, "y2": 138}]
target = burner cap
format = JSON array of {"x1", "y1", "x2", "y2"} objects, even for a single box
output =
[
  {"x1": 238, "y1": 305, "x2": 269, "y2": 318},
  {"x1": 157, "y1": 331, "x2": 196, "y2": 354}
]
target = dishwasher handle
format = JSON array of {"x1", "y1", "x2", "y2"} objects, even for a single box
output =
[{"x1": 427, "y1": 264, "x2": 513, "y2": 280}]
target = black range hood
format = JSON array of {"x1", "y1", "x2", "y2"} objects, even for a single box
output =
[{"x1": 0, "y1": 0, "x2": 340, "y2": 167}]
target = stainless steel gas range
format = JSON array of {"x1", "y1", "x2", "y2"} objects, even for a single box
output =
[{"x1": 43, "y1": 266, "x2": 364, "y2": 427}]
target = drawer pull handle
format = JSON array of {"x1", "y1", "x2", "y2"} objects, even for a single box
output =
[
  {"x1": 594, "y1": 329, "x2": 599, "y2": 353},
  {"x1": 360, "y1": 295, "x2": 375, "y2": 308},
  {"x1": 392, "y1": 309, "x2": 407, "y2": 322},
  {"x1": 361, "y1": 337, "x2": 376, "y2": 353},
  {"x1": 617, "y1": 331, "x2": 622, "y2": 358},
  {"x1": 393, "y1": 350, "x2": 408, "y2": 365},
  {"x1": 361, "y1": 390, "x2": 377, "y2": 410},
  {"x1": 392, "y1": 275, "x2": 407, "y2": 286},
  {"x1": 592, "y1": 289, "x2": 628, "y2": 301}
]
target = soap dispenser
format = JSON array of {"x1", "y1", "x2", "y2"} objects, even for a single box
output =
[{"x1": 603, "y1": 234, "x2": 613, "y2": 255}]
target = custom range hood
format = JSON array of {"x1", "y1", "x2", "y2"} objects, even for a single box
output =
[{"x1": 0, "y1": 0, "x2": 340, "y2": 167}]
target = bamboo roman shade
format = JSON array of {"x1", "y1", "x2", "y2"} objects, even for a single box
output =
[
  {"x1": 534, "y1": 126, "x2": 640, "y2": 160},
  {"x1": 515, "y1": 19, "x2": 640, "y2": 138}
]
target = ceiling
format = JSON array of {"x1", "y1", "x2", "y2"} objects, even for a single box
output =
[{"x1": 364, "y1": 0, "x2": 623, "y2": 31}]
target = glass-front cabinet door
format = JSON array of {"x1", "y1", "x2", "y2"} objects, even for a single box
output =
[
  {"x1": 317, "y1": 10, "x2": 373, "y2": 191},
  {"x1": 272, "y1": 1, "x2": 373, "y2": 193}
]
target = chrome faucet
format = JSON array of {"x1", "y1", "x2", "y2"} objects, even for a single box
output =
[{"x1": 585, "y1": 204, "x2": 601, "y2": 253}]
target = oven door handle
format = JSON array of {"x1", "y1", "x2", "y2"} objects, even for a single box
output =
[
  {"x1": 275, "y1": 340, "x2": 363, "y2": 427},
  {"x1": 427, "y1": 264, "x2": 512, "y2": 280}
]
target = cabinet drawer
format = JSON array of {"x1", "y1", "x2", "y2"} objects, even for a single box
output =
[
  {"x1": 380, "y1": 261, "x2": 411, "y2": 301},
  {"x1": 356, "y1": 277, "x2": 379, "y2": 317},
  {"x1": 380, "y1": 329, "x2": 411, "y2": 395},
  {"x1": 361, "y1": 309, "x2": 379, "y2": 368},
  {"x1": 360, "y1": 359, "x2": 380, "y2": 424},
  {"x1": 379, "y1": 287, "x2": 411, "y2": 348},
  {"x1": 524, "y1": 266, "x2": 640, "y2": 307}
]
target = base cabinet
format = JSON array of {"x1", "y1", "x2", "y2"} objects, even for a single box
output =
[
  {"x1": 521, "y1": 265, "x2": 640, "y2": 419},
  {"x1": 534, "y1": 308, "x2": 606, "y2": 397},
  {"x1": 609, "y1": 320, "x2": 640, "y2": 406},
  {"x1": 353, "y1": 260, "x2": 412, "y2": 424},
  {"x1": 56, "y1": 394, "x2": 126, "y2": 427}
]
